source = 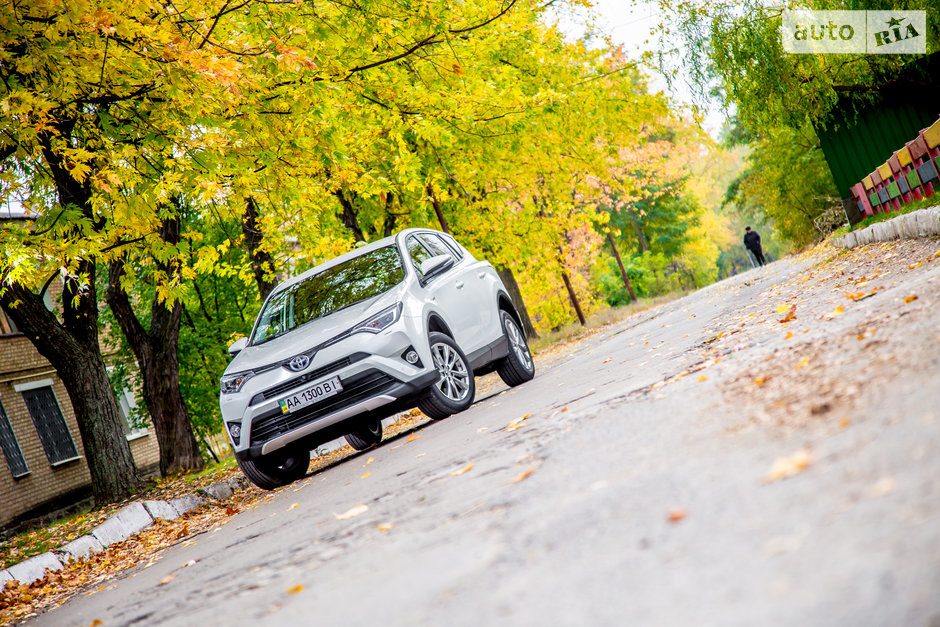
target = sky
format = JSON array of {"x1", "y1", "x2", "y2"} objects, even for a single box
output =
[{"x1": 549, "y1": 0, "x2": 728, "y2": 137}]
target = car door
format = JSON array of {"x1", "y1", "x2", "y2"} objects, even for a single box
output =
[{"x1": 405, "y1": 234, "x2": 484, "y2": 354}]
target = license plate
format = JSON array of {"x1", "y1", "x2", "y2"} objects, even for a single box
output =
[{"x1": 278, "y1": 376, "x2": 343, "y2": 414}]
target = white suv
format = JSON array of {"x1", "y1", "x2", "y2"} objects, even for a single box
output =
[{"x1": 220, "y1": 228, "x2": 535, "y2": 489}]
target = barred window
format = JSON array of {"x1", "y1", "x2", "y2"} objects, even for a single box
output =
[
  {"x1": 19, "y1": 385, "x2": 79, "y2": 466},
  {"x1": 0, "y1": 401, "x2": 29, "y2": 478}
]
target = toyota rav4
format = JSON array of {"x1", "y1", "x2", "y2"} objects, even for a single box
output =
[{"x1": 220, "y1": 228, "x2": 535, "y2": 489}]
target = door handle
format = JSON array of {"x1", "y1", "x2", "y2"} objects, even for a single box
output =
[
  {"x1": 455, "y1": 281, "x2": 465, "y2": 289},
  {"x1": 477, "y1": 272, "x2": 485, "y2": 279}
]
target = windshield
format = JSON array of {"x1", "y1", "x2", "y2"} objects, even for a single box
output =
[{"x1": 251, "y1": 245, "x2": 405, "y2": 344}]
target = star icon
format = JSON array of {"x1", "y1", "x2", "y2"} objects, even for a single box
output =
[{"x1": 886, "y1": 17, "x2": 905, "y2": 28}]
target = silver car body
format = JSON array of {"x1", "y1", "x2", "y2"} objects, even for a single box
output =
[{"x1": 219, "y1": 228, "x2": 521, "y2": 462}]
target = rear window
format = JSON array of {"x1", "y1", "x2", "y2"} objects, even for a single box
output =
[{"x1": 252, "y1": 246, "x2": 405, "y2": 344}]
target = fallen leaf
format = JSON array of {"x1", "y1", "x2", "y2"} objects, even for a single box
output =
[
  {"x1": 287, "y1": 584, "x2": 304, "y2": 595},
  {"x1": 697, "y1": 375, "x2": 707, "y2": 382},
  {"x1": 667, "y1": 509, "x2": 686, "y2": 523},
  {"x1": 335, "y1": 504, "x2": 369, "y2": 520},
  {"x1": 506, "y1": 414, "x2": 530, "y2": 431},
  {"x1": 407, "y1": 432, "x2": 420, "y2": 442},
  {"x1": 784, "y1": 331, "x2": 793, "y2": 339},
  {"x1": 839, "y1": 418, "x2": 850, "y2": 428},
  {"x1": 289, "y1": 503, "x2": 299, "y2": 509},
  {"x1": 830, "y1": 305, "x2": 844, "y2": 316},
  {"x1": 765, "y1": 448, "x2": 813, "y2": 482},
  {"x1": 365, "y1": 457, "x2": 375, "y2": 466},
  {"x1": 361, "y1": 472, "x2": 371, "y2": 479},
  {"x1": 904, "y1": 295, "x2": 918, "y2": 303},
  {"x1": 908, "y1": 261, "x2": 922, "y2": 269},
  {"x1": 796, "y1": 357, "x2": 810, "y2": 369},
  {"x1": 512, "y1": 468, "x2": 536, "y2": 483},
  {"x1": 158, "y1": 574, "x2": 174, "y2": 586},
  {"x1": 778, "y1": 305, "x2": 796, "y2": 323},
  {"x1": 90, "y1": 621, "x2": 103, "y2": 627},
  {"x1": 450, "y1": 463, "x2": 474, "y2": 476},
  {"x1": 754, "y1": 377, "x2": 767, "y2": 386},
  {"x1": 224, "y1": 507, "x2": 238, "y2": 516},
  {"x1": 377, "y1": 523, "x2": 395, "y2": 532},
  {"x1": 703, "y1": 331, "x2": 724, "y2": 344}
]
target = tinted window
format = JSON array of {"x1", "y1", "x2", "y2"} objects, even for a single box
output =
[
  {"x1": 0, "y1": 401, "x2": 28, "y2": 478},
  {"x1": 253, "y1": 246, "x2": 405, "y2": 343},
  {"x1": 22, "y1": 387, "x2": 79, "y2": 465}
]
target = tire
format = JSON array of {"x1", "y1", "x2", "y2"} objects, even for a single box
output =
[
  {"x1": 417, "y1": 332, "x2": 475, "y2": 420},
  {"x1": 496, "y1": 310, "x2": 535, "y2": 387},
  {"x1": 237, "y1": 448, "x2": 310, "y2": 490},
  {"x1": 345, "y1": 419, "x2": 383, "y2": 451}
]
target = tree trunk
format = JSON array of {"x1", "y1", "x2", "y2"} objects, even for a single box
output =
[
  {"x1": 242, "y1": 196, "x2": 277, "y2": 302},
  {"x1": 334, "y1": 190, "x2": 366, "y2": 242},
  {"x1": 626, "y1": 205, "x2": 650, "y2": 253},
  {"x1": 606, "y1": 233, "x2": 636, "y2": 303},
  {"x1": 496, "y1": 267, "x2": 539, "y2": 339},
  {"x1": 427, "y1": 183, "x2": 450, "y2": 233},
  {"x1": 560, "y1": 271, "x2": 586, "y2": 326},
  {"x1": 106, "y1": 217, "x2": 204, "y2": 476},
  {"x1": 1, "y1": 281, "x2": 140, "y2": 503}
]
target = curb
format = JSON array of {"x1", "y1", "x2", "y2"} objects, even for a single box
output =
[
  {"x1": 832, "y1": 206, "x2": 940, "y2": 248},
  {"x1": 0, "y1": 476, "x2": 248, "y2": 586}
]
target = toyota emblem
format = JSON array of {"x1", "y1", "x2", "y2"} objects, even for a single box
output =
[{"x1": 288, "y1": 355, "x2": 310, "y2": 372}]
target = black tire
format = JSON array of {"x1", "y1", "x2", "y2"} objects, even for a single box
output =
[
  {"x1": 417, "y1": 332, "x2": 475, "y2": 420},
  {"x1": 237, "y1": 448, "x2": 310, "y2": 490},
  {"x1": 345, "y1": 419, "x2": 383, "y2": 451},
  {"x1": 496, "y1": 310, "x2": 535, "y2": 387}
]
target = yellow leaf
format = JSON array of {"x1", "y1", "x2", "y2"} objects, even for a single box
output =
[
  {"x1": 287, "y1": 584, "x2": 304, "y2": 595},
  {"x1": 784, "y1": 331, "x2": 793, "y2": 339},
  {"x1": 365, "y1": 457, "x2": 375, "y2": 466},
  {"x1": 796, "y1": 357, "x2": 810, "y2": 369},
  {"x1": 776, "y1": 303, "x2": 790, "y2": 313},
  {"x1": 289, "y1": 503, "x2": 299, "y2": 509},
  {"x1": 377, "y1": 523, "x2": 395, "y2": 532},
  {"x1": 908, "y1": 262, "x2": 921, "y2": 269},
  {"x1": 512, "y1": 468, "x2": 536, "y2": 483},
  {"x1": 904, "y1": 295, "x2": 918, "y2": 303},
  {"x1": 839, "y1": 418, "x2": 850, "y2": 428},
  {"x1": 697, "y1": 375, "x2": 707, "y2": 382},
  {"x1": 361, "y1": 472, "x2": 371, "y2": 479},
  {"x1": 831, "y1": 305, "x2": 844, "y2": 316},
  {"x1": 407, "y1": 432, "x2": 420, "y2": 442},
  {"x1": 335, "y1": 504, "x2": 369, "y2": 520},
  {"x1": 450, "y1": 463, "x2": 474, "y2": 476},
  {"x1": 159, "y1": 574, "x2": 174, "y2": 585},
  {"x1": 754, "y1": 377, "x2": 767, "y2": 386},
  {"x1": 90, "y1": 621, "x2": 104, "y2": 627},
  {"x1": 765, "y1": 448, "x2": 813, "y2": 482},
  {"x1": 506, "y1": 414, "x2": 530, "y2": 431}
]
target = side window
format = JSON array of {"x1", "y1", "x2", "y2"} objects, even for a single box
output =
[
  {"x1": 417, "y1": 234, "x2": 456, "y2": 260},
  {"x1": 17, "y1": 384, "x2": 79, "y2": 466},
  {"x1": 0, "y1": 400, "x2": 29, "y2": 478},
  {"x1": 438, "y1": 234, "x2": 465, "y2": 260},
  {"x1": 406, "y1": 235, "x2": 434, "y2": 277}
]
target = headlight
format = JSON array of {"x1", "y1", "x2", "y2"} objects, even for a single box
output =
[
  {"x1": 220, "y1": 371, "x2": 254, "y2": 394},
  {"x1": 352, "y1": 303, "x2": 402, "y2": 334}
]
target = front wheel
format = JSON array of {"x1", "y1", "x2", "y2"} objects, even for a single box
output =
[
  {"x1": 237, "y1": 448, "x2": 310, "y2": 490},
  {"x1": 496, "y1": 310, "x2": 535, "y2": 387},
  {"x1": 345, "y1": 419, "x2": 383, "y2": 451},
  {"x1": 417, "y1": 332, "x2": 475, "y2": 420}
]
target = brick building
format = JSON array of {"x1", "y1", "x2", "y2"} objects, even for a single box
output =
[{"x1": 0, "y1": 298, "x2": 160, "y2": 531}]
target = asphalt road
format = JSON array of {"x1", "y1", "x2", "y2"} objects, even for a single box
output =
[{"x1": 29, "y1": 239, "x2": 940, "y2": 627}]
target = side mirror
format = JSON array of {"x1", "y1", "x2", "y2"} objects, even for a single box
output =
[
  {"x1": 228, "y1": 337, "x2": 249, "y2": 356},
  {"x1": 419, "y1": 255, "x2": 454, "y2": 284}
]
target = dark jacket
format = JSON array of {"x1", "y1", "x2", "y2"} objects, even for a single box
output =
[{"x1": 744, "y1": 231, "x2": 761, "y2": 250}]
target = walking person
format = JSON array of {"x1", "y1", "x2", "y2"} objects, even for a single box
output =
[{"x1": 744, "y1": 226, "x2": 766, "y2": 267}]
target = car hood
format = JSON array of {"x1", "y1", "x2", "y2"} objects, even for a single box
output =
[{"x1": 224, "y1": 287, "x2": 404, "y2": 375}]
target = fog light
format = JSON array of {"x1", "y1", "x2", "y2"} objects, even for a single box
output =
[
  {"x1": 227, "y1": 423, "x2": 241, "y2": 446},
  {"x1": 405, "y1": 350, "x2": 419, "y2": 364}
]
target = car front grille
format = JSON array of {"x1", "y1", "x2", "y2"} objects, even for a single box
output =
[
  {"x1": 249, "y1": 370, "x2": 400, "y2": 446},
  {"x1": 249, "y1": 352, "x2": 369, "y2": 406}
]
